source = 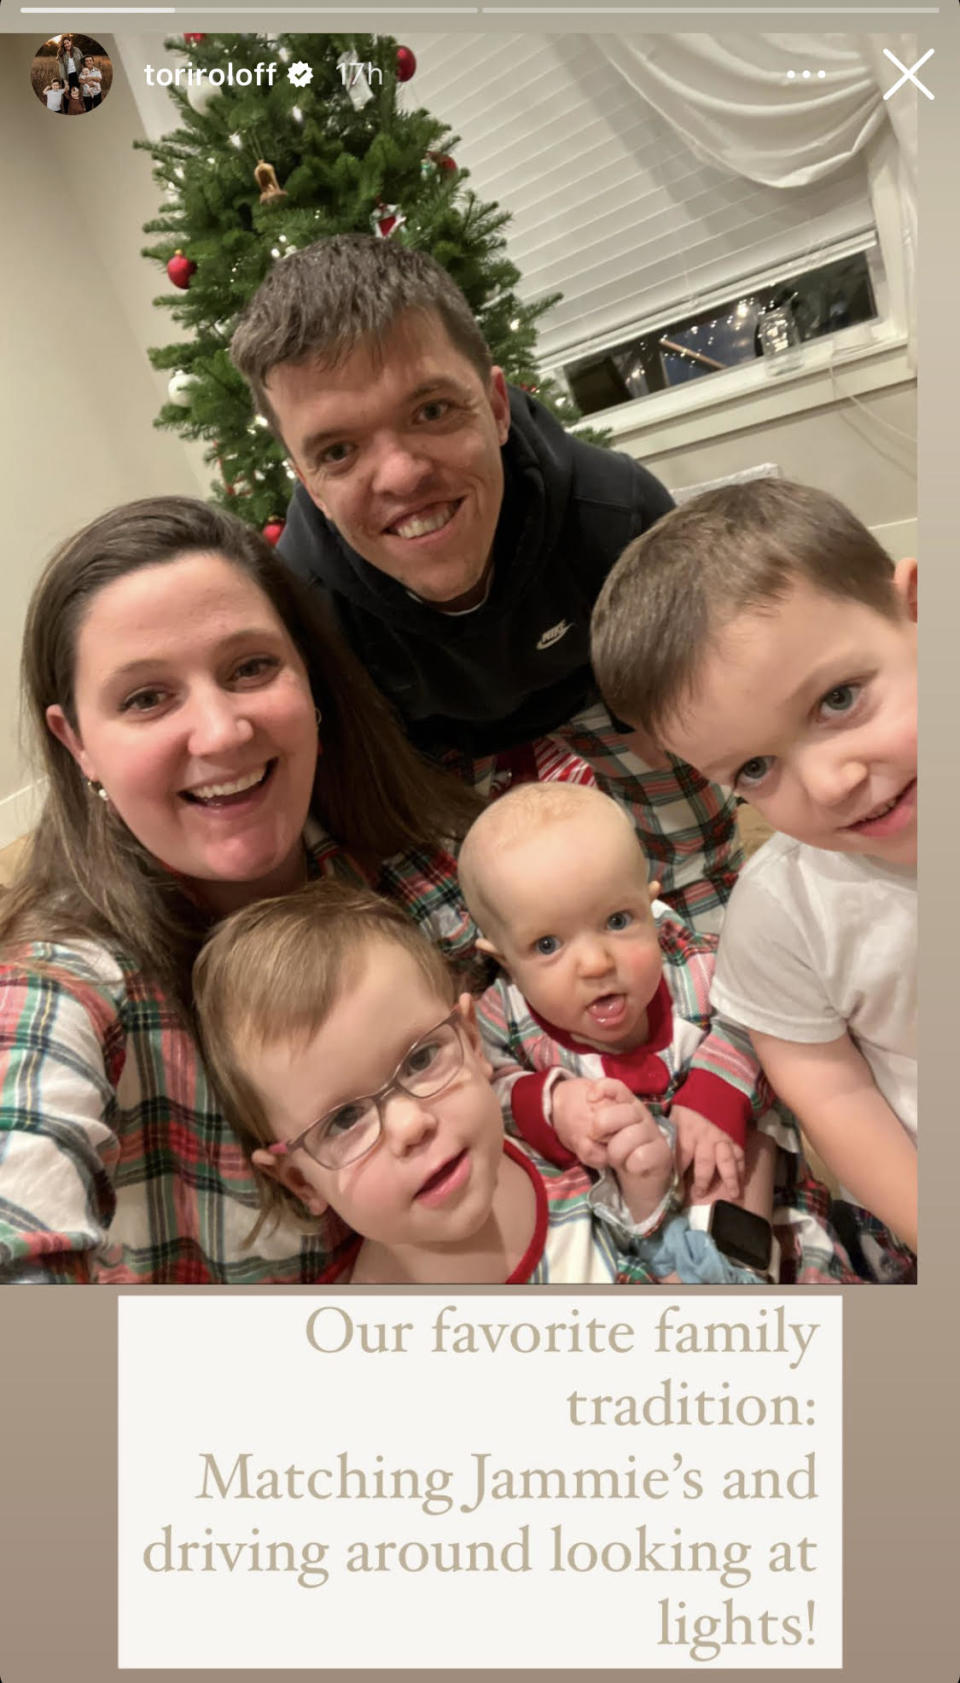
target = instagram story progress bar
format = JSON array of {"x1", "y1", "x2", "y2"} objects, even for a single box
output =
[
  {"x1": 18, "y1": 7, "x2": 484, "y2": 13},
  {"x1": 15, "y1": 4, "x2": 944, "y2": 12},
  {"x1": 15, "y1": 7, "x2": 947, "y2": 11}
]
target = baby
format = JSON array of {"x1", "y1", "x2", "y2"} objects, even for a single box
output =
[
  {"x1": 192, "y1": 879, "x2": 750, "y2": 1285},
  {"x1": 457, "y1": 780, "x2": 788, "y2": 1285},
  {"x1": 591, "y1": 476, "x2": 917, "y2": 1274}
]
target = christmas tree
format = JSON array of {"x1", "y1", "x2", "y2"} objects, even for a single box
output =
[{"x1": 138, "y1": 32, "x2": 593, "y2": 540}]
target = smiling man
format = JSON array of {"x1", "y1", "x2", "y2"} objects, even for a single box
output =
[{"x1": 231, "y1": 234, "x2": 740, "y2": 930}]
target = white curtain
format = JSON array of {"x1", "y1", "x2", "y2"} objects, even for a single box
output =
[{"x1": 594, "y1": 34, "x2": 917, "y2": 360}]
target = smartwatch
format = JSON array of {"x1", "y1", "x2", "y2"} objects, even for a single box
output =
[{"x1": 687, "y1": 1200, "x2": 781, "y2": 1282}]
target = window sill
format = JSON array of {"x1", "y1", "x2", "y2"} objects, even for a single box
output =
[{"x1": 570, "y1": 322, "x2": 914, "y2": 457}]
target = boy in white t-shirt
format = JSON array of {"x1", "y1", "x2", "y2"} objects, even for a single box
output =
[
  {"x1": 43, "y1": 78, "x2": 65, "y2": 111},
  {"x1": 591, "y1": 477, "x2": 917, "y2": 1267}
]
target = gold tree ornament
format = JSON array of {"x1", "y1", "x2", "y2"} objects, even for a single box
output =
[{"x1": 254, "y1": 159, "x2": 287, "y2": 204}]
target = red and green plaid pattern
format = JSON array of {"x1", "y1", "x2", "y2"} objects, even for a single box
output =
[
  {"x1": 552, "y1": 703, "x2": 740, "y2": 930},
  {"x1": 512, "y1": 1145, "x2": 645, "y2": 1283}
]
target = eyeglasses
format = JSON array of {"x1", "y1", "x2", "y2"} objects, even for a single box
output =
[{"x1": 266, "y1": 1010, "x2": 466, "y2": 1171}]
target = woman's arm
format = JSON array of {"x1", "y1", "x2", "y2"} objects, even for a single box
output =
[
  {"x1": 0, "y1": 963, "x2": 122, "y2": 1282},
  {"x1": 750, "y1": 1028, "x2": 917, "y2": 1252}
]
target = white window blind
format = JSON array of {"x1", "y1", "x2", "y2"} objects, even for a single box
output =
[{"x1": 400, "y1": 33, "x2": 877, "y2": 366}]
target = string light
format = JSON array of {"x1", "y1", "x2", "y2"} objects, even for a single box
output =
[
  {"x1": 291, "y1": 105, "x2": 303, "y2": 124},
  {"x1": 229, "y1": 133, "x2": 243, "y2": 149}
]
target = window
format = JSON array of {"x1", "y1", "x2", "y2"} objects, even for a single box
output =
[{"x1": 564, "y1": 250, "x2": 878, "y2": 415}]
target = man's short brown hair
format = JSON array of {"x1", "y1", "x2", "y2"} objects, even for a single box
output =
[
  {"x1": 230, "y1": 234, "x2": 493, "y2": 441},
  {"x1": 590, "y1": 477, "x2": 901, "y2": 738}
]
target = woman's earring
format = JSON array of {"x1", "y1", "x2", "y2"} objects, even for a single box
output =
[{"x1": 85, "y1": 777, "x2": 109, "y2": 803}]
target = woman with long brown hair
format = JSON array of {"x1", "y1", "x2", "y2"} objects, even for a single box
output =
[{"x1": 0, "y1": 496, "x2": 478, "y2": 1283}]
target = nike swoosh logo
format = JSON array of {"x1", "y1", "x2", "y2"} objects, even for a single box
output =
[{"x1": 536, "y1": 619, "x2": 573, "y2": 651}]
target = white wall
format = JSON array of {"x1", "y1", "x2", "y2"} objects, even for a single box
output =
[
  {"x1": 0, "y1": 35, "x2": 206, "y2": 843},
  {"x1": 637, "y1": 384, "x2": 916, "y2": 537}
]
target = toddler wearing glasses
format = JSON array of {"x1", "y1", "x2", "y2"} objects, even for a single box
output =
[{"x1": 192, "y1": 880, "x2": 774, "y2": 1284}]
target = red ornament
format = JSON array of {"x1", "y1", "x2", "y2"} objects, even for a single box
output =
[
  {"x1": 395, "y1": 45, "x2": 417, "y2": 81},
  {"x1": 262, "y1": 519, "x2": 285, "y2": 546},
  {"x1": 166, "y1": 251, "x2": 196, "y2": 290},
  {"x1": 429, "y1": 151, "x2": 457, "y2": 173},
  {"x1": 372, "y1": 201, "x2": 406, "y2": 240},
  {"x1": 183, "y1": 33, "x2": 206, "y2": 43}
]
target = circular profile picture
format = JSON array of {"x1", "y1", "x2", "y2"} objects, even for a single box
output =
[{"x1": 32, "y1": 33, "x2": 113, "y2": 117}]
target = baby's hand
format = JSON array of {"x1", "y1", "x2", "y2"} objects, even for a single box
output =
[
  {"x1": 605, "y1": 1104, "x2": 675, "y2": 1225},
  {"x1": 672, "y1": 1104, "x2": 744, "y2": 1201},
  {"x1": 551, "y1": 1076, "x2": 634, "y2": 1168}
]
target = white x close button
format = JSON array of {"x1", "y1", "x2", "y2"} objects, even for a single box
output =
[{"x1": 882, "y1": 47, "x2": 935, "y2": 102}]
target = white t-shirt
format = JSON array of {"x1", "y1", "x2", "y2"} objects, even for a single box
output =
[
  {"x1": 711, "y1": 833, "x2": 916, "y2": 1138},
  {"x1": 44, "y1": 85, "x2": 64, "y2": 109}
]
